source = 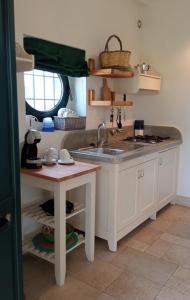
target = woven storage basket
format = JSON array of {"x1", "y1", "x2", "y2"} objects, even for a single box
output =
[
  {"x1": 54, "y1": 116, "x2": 86, "y2": 131},
  {"x1": 99, "y1": 35, "x2": 131, "y2": 69}
]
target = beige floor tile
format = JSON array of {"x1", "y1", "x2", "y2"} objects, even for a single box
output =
[
  {"x1": 156, "y1": 287, "x2": 190, "y2": 300},
  {"x1": 23, "y1": 255, "x2": 55, "y2": 299},
  {"x1": 73, "y1": 260, "x2": 122, "y2": 291},
  {"x1": 160, "y1": 233, "x2": 190, "y2": 249},
  {"x1": 96, "y1": 293, "x2": 115, "y2": 300},
  {"x1": 39, "y1": 276, "x2": 99, "y2": 300},
  {"x1": 149, "y1": 218, "x2": 173, "y2": 232},
  {"x1": 163, "y1": 244, "x2": 190, "y2": 268},
  {"x1": 111, "y1": 247, "x2": 178, "y2": 285},
  {"x1": 125, "y1": 239, "x2": 149, "y2": 252},
  {"x1": 158, "y1": 205, "x2": 187, "y2": 222},
  {"x1": 66, "y1": 244, "x2": 91, "y2": 276},
  {"x1": 145, "y1": 239, "x2": 172, "y2": 258},
  {"x1": 178, "y1": 209, "x2": 190, "y2": 225},
  {"x1": 165, "y1": 267, "x2": 190, "y2": 296},
  {"x1": 94, "y1": 237, "x2": 126, "y2": 263},
  {"x1": 105, "y1": 270, "x2": 162, "y2": 300},
  {"x1": 128, "y1": 226, "x2": 162, "y2": 245},
  {"x1": 166, "y1": 222, "x2": 190, "y2": 241}
]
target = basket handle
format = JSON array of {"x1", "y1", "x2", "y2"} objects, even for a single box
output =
[{"x1": 104, "y1": 35, "x2": 123, "y2": 52}]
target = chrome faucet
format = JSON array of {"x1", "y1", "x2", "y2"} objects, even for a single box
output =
[{"x1": 97, "y1": 122, "x2": 106, "y2": 147}]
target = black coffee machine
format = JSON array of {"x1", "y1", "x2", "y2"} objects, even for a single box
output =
[{"x1": 21, "y1": 129, "x2": 42, "y2": 169}]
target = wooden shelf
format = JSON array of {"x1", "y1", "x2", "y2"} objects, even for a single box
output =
[
  {"x1": 23, "y1": 233, "x2": 85, "y2": 264},
  {"x1": 91, "y1": 68, "x2": 134, "y2": 78},
  {"x1": 112, "y1": 101, "x2": 133, "y2": 107},
  {"x1": 89, "y1": 100, "x2": 133, "y2": 107},
  {"x1": 22, "y1": 201, "x2": 85, "y2": 228},
  {"x1": 89, "y1": 100, "x2": 111, "y2": 107}
]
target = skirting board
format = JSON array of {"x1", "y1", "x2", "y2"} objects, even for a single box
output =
[{"x1": 176, "y1": 195, "x2": 190, "y2": 207}]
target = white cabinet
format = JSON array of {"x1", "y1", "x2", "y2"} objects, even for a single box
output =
[
  {"x1": 138, "y1": 159, "x2": 157, "y2": 215},
  {"x1": 73, "y1": 146, "x2": 179, "y2": 252},
  {"x1": 117, "y1": 159, "x2": 156, "y2": 234},
  {"x1": 117, "y1": 165, "x2": 138, "y2": 232},
  {"x1": 113, "y1": 73, "x2": 161, "y2": 94},
  {"x1": 157, "y1": 147, "x2": 178, "y2": 211}
]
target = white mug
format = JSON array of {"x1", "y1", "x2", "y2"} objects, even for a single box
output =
[
  {"x1": 44, "y1": 147, "x2": 58, "y2": 162},
  {"x1": 26, "y1": 115, "x2": 38, "y2": 130},
  {"x1": 60, "y1": 149, "x2": 71, "y2": 162}
]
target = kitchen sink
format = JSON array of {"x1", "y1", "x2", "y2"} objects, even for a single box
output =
[
  {"x1": 87, "y1": 148, "x2": 125, "y2": 155},
  {"x1": 75, "y1": 143, "x2": 144, "y2": 156}
]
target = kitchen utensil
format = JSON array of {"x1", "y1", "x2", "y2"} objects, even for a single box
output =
[
  {"x1": 141, "y1": 62, "x2": 150, "y2": 74},
  {"x1": 88, "y1": 89, "x2": 95, "y2": 102},
  {"x1": 44, "y1": 147, "x2": 58, "y2": 162},
  {"x1": 21, "y1": 129, "x2": 42, "y2": 169},
  {"x1": 26, "y1": 115, "x2": 38, "y2": 130},
  {"x1": 101, "y1": 78, "x2": 111, "y2": 100},
  {"x1": 116, "y1": 108, "x2": 122, "y2": 129},
  {"x1": 110, "y1": 107, "x2": 114, "y2": 126},
  {"x1": 99, "y1": 35, "x2": 131, "y2": 69},
  {"x1": 59, "y1": 149, "x2": 72, "y2": 162},
  {"x1": 88, "y1": 58, "x2": 95, "y2": 73},
  {"x1": 42, "y1": 158, "x2": 57, "y2": 165},
  {"x1": 58, "y1": 158, "x2": 75, "y2": 165}
]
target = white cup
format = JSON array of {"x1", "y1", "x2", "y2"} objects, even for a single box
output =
[
  {"x1": 44, "y1": 148, "x2": 58, "y2": 162},
  {"x1": 60, "y1": 149, "x2": 71, "y2": 162}
]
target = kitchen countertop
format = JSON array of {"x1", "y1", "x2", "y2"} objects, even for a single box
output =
[{"x1": 70, "y1": 138, "x2": 182, "y2": 164}]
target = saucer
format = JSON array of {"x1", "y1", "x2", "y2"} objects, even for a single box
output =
[
  {"x1": 58, "y1": 159, "x2": 75, "y2": 165},
  {"x1": 42, "y1": 158, "x2": 57, "y2": 165}
]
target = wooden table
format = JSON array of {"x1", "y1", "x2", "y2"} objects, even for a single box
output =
[{"x1": 21, "y1": 161, "x2": 100, "y2": 286}]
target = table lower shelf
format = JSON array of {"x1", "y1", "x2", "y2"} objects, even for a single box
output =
[
  {"x1": 23, "y1": 233, "x2": 85, "y2": 264},
  {"x1": 22, "y1": 201, "x2": 85, "y2": 228}
]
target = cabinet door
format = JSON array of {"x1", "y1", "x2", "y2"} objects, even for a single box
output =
[
  {"x1": 158, "y1": 148, "x2": 177, "y2": 209},
  {"x1": 117, "y1": 166, "x2": 138, "y2": 231},
  {"x1": 139, "y1": 159, "x2": 156, "y2": 214}
]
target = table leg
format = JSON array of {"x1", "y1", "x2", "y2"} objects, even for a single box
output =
[
  {"x1": 85, "y1": 173, "x2": 96, "y2": 262},
  {"x1": 54, "y1": 182, "x2": 66, "y2": 286}
]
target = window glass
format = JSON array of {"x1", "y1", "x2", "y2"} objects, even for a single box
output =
[{"x1": 24, "y1": 69, "x2": 63, "y2": 112}]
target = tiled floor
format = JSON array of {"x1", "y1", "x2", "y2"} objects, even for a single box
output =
[{"x1": 23, "y1": 204, "x2": 190, "y2": 300}]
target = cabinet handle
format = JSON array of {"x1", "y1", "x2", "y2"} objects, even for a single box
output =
[
  {"x1": 141, "y1": 170, "x2": 144, "y2": 177},
  {"x1": 159, "y1": 158, "x2": 163, "y2": 166},
  {"x1": 137, "y1": 170, "x2": 141, "y2": 179}
]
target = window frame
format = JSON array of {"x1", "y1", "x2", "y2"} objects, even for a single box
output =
[{"x1": 25, "y1": 72, "x2": 70, "y2": 121}]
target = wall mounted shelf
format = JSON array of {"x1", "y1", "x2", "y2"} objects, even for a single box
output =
[
  {"x1": 91, "y1": 68, "x2": 134, "y2": 78},
  {"x1": 89, "y1": 100, "x2": 133, "y2": 107},
  {"x1": 113, "y1": 73, "x2": 161, "y2": 94}
]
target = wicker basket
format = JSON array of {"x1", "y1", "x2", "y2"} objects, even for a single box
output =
[
  {"x1": 99, "y1": 35, "x2": 131, "y2": 69},
  {"x1": 54, "y1": 116, "x2": 86, "y2": 131}
]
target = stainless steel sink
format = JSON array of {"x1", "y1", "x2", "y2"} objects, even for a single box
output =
[
  {"x1": 74, "y1": 143, "x2": 145, "y2": 156},
  {"x1": 87, "y1": 148, "x2": 125, "y2": 155}
]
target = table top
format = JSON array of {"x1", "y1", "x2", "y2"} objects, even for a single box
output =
[{"x1": 21, "y1": 161, "x2": 100, "y2": 183}]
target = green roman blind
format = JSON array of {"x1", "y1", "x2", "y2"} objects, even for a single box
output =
[{"x1": 24, "y1": 37, "x2": 89, "y2": 77}]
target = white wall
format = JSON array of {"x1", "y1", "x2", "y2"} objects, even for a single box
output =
[
  {"x1": 14, "y1": 0, "x2": 141, "y2": 213},
  {"x1": 134, "y1": 0, "x2": 190, "y2": 197},
  {"x1": 14, "y1": 0, "x2": 140, "y2": 144}
]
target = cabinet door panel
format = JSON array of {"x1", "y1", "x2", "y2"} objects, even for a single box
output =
[
  {"x1": 140, "y1": 160, "x2": 156, "y2": 213},
  {"x1": 117, "y1": 166, "x2": 138, "y2": 231},
  {"x1": 158, "y1": 148, "x2": 177, "y2": 207}
]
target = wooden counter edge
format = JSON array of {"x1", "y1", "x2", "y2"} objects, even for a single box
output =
[{"x1": 20, "y1": 164, "x2": 101, "y2": 183}]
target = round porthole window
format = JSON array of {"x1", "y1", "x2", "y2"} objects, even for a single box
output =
[{"x1": 24, "y1": 69, "x2": 70, "y2": 120}]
